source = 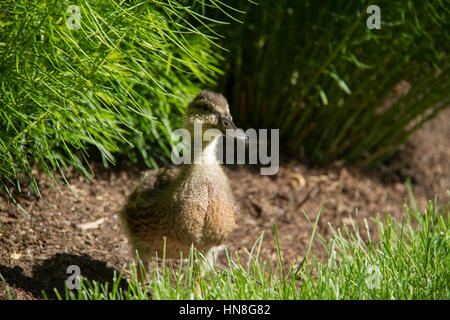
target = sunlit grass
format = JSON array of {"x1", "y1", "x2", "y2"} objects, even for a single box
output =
[{"x1": 0, "y1": 0, "x2": 235, "y2": 195}]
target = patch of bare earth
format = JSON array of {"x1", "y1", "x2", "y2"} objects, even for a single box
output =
[{"x1": 0, "y1": 108, "x2": 448, "y2": 299}]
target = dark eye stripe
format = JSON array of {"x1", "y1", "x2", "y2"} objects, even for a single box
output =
[{"x1": 193, "y1": 102, "x2": 211, "y2": 112}]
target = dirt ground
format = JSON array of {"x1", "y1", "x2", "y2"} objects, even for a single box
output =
[{"x1": 0, "y1": 108, "x2": 448, "y2": 300}]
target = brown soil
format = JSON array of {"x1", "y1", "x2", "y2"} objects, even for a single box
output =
[{"x1": 0, "y1": 108, "x2": 448, "y2": 300}]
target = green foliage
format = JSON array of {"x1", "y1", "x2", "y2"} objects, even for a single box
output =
[
  {"x1": 1, "y1": 0, "x2": 449, "y2": 193},
  {"x1": 0, "y1": 0, "x2": 229, "y2": 193},
  {"x1": 47, "y1": 192, "x2": 449, "y2": 300},
  {"x1": 218, "y1": 0, "x2": 450, "y2": 166}
]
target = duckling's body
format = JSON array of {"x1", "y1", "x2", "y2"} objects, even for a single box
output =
[
  {"x1": 122, "y1": 149, "x2": 236, "y2": 260},
  {"x1": 120, "y1": 91, "x2": 242, "y2": 269}
]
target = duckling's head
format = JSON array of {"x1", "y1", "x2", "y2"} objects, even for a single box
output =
[{"x1": 184, "y1": 90, "x2": 245, "y2": 140}]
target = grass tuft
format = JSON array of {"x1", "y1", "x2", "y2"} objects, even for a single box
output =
[
  {"x1": 0, "y1": 0, "x2": 238, "y2": 196},
  {"x1": 218, "y1": 0, "x2": 450, "y2": 166}
]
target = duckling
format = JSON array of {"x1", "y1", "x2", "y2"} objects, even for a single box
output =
[{"x1": 120, "y1": 91, "x2": 245, "y2": 277}]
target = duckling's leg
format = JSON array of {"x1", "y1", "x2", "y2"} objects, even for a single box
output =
[
  {"x1": 193, "y1": 246, "x2": 225, "y2": 299},
  {"x1": 134, "y1": 248, "x2": 150, "y2": 285},
  {"x1": 205, "y1": 245, "x2": 225, "y2": 270}
]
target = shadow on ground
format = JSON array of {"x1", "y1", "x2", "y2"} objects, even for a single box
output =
[{"x1": 0, "y1": 253, "x2": 127, "y2": 299}]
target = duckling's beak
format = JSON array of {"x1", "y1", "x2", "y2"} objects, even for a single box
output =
[{"x1": 220, "y1": 115, "x2": 248, "y2": 142}]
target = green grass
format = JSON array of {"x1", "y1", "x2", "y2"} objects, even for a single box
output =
[
  {"x1": 0, "y1": 0, "x2": 236, "y2": 195},
  {"x1": 45, "y1": 192, "x2": 449, "y2": 300}
]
